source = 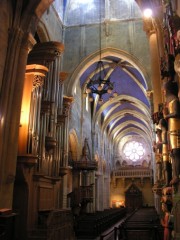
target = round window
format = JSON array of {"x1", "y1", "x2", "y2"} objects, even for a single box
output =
[{"x1": 123, "y1": 141, "x2": 145, "y2": 161}]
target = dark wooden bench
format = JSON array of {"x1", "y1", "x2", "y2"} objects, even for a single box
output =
[
  {"x1": 118, "y1": 207, "x2": 163, "y2": 240},
  {"x1": 75, "y1": 208, "x2": 127, "y2": 238}
]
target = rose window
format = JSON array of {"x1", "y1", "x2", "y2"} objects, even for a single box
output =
[{"x1": 123, "y1": 141, "x2": 145, "y2": 161}]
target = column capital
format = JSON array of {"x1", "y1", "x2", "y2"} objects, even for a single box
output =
[
  {"x1": 22, "y1": 33, "x2": 37, "y2": 53},
  {"x1": 143, "y1": 18, "x2": 155, "y2": 36}
]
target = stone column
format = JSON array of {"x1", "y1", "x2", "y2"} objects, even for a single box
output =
[
  {"x1": 104, "y1": 176, "x2": 110, "y2": 209},
  {"x1": 99, "y1": 162, "x2": 104, "y2": 211},
  {"x1": 0, "y1": 32, "x2": 36, "y2": 208},
  {"x1": 143, "y1": 17, "x2": 162, "y2": 112},
  {"x1": 0, "y1": 0, "x2": 54, "y2": 210}
]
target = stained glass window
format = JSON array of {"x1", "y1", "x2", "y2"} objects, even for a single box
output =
[{"x1": 123, "y1": 141, "x2": 145, "y2": 161}]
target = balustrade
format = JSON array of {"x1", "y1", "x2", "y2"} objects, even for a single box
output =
[{"x1": 114, "y1": 168, "x2": 153, "y2": 178}]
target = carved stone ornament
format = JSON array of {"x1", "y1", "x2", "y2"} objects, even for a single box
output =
[
  {"x1": 22, "y1": 33, "x2": 37, "y2": 53},
  {"x1": 143, "y1": 18, "x2": 154, "y2": 35}
]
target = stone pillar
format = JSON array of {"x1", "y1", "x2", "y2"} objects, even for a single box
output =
[
  {"x1": 143, "y1": 17, "x2": 162, "y2": 112},
  {"x1": 0, "y1": 0, "x2": 54, "y2": 210},
  {"x1": 99, "y1": 167, "x2": 104, "y2": 211},
  {"x1": 104, "y1": 176, "x2": 110, "y2": 209},
  {"x1": 0, "y1": 32, "x2": 36, "y2": 208},
  {"x1": 95, "y1": 172, "x2": 101, "y2": 211}
]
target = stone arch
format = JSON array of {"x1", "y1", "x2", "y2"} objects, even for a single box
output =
[
  {"x1": 36, "y1": 21, "x2": 51, "y2": 42},
  {"x1": 122, "y1": 160, "x2": 127, "y2": 166},
  {"x1": 65, "y1": 47, "x2": 150, "y2": 97}
]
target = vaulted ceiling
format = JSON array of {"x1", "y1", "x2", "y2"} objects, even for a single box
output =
[
  {"x1": 56, "y1": 0, "x2": 156, "y2": 157},
  {"x1": 80, "y1": 52, "x2": 153, "y2": 145}
]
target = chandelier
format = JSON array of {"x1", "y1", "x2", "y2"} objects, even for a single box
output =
[{"x1": 85, "y1": 0, "x2": 116, "y2": 104}]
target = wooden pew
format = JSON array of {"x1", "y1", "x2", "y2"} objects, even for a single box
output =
[
  {"x1": 118, "y1": 207, "x2": 163, "y2": 240},
  {"x1": 75, "y1": 208, "x2": 127, "y2": 239}
]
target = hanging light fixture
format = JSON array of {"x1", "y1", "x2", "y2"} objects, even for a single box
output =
[{"x1": 85, "y1": 0, "x2": 115, "y2": 103}]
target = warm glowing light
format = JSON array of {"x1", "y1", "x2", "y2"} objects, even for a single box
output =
[
  {"x1": 112, "y1": 200, "x2": 125, "y2": 208},
  {"x1": 143, "y1": 8, "x2": 152, "y2": 18},
  {"x1": 0, "y1": 115, "x2": 4, "y2": 126},
  {"x1": 20, "y1": 109, "x2": 29, "y2": 127},
  {"x1": 18, "y1": 75, "x2": 33, "y2": 155}
]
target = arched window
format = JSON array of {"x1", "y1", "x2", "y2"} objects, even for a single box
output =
[{"x1": 123, "y1": 141, "x2": 145, "y2": 162}]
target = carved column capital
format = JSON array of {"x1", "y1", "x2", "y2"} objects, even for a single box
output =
[
  {"x1": 143, "y1": 18, "x2": 155, "y2": 35},
  {"x1": 22, "y1": 33, "x2": 37, "y2": 53}
]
